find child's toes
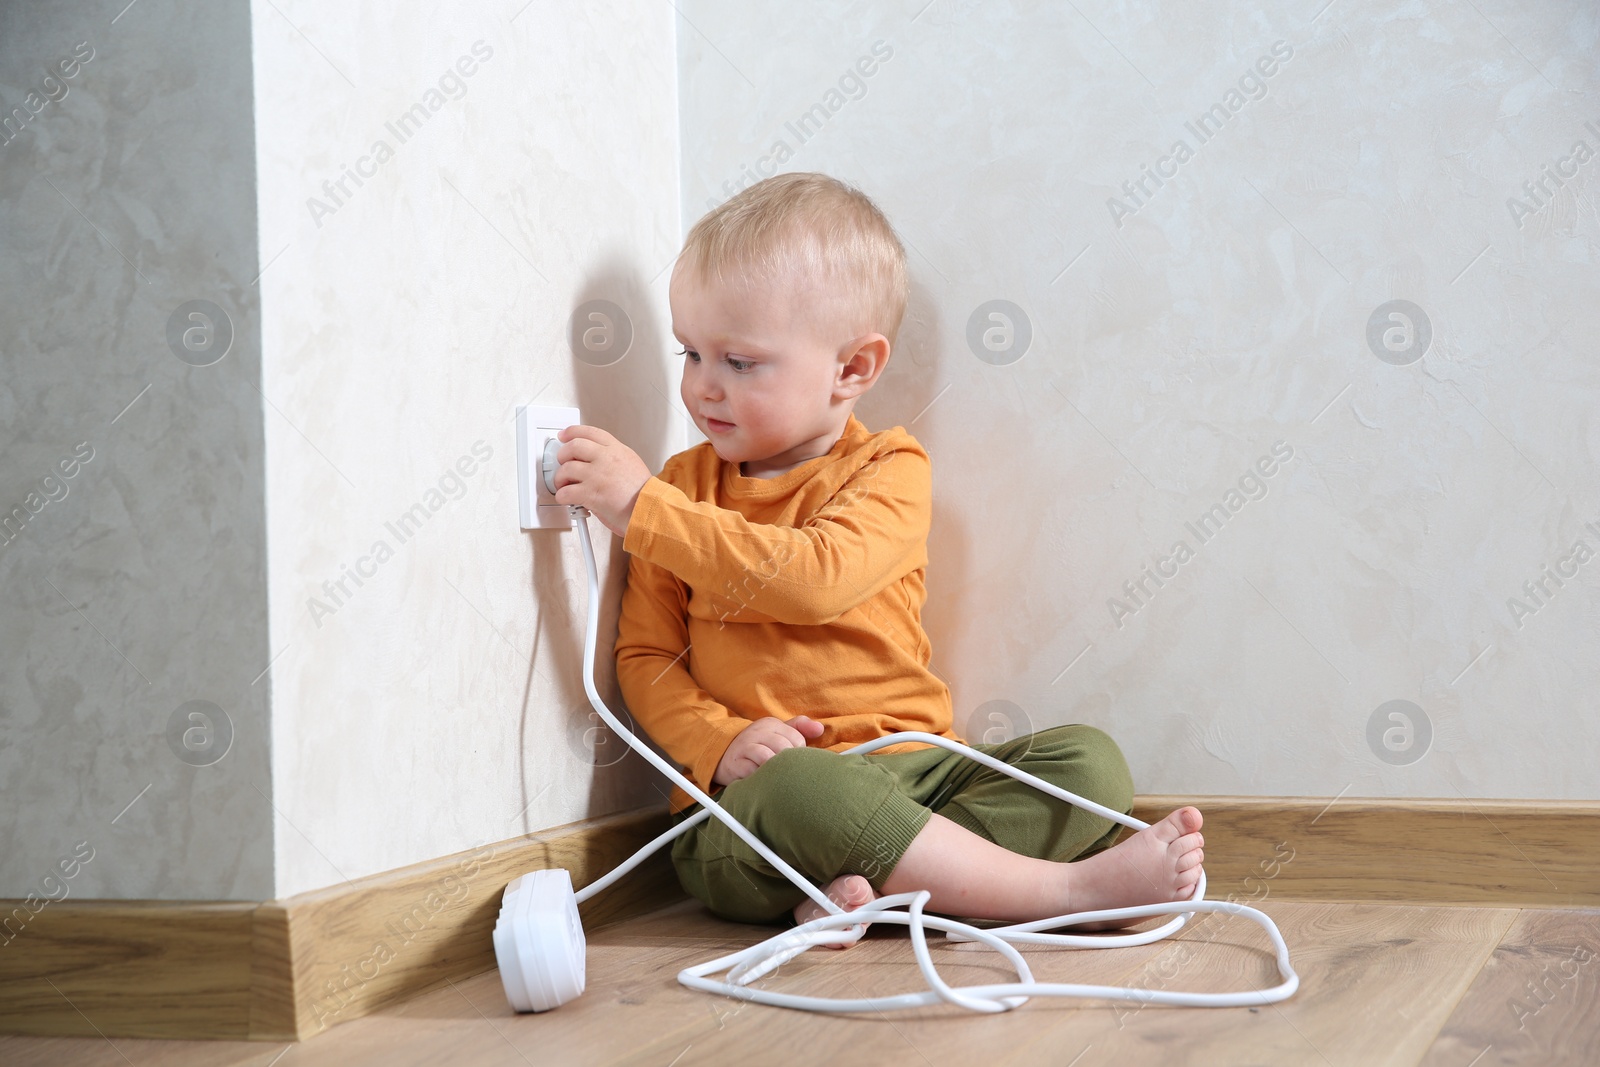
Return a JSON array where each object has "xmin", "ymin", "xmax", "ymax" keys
[
  {"xmin": 839, "ymin": 876, "xmax": 875, "ymax": 908},
  {"xmin": 1151, "ymin": 810, "xmax": 1186, "ymax": 844}
]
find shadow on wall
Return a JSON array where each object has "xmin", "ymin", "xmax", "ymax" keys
[
  {"xmin": 514, "ymin": 255, "xmax": 681, "ymax": 832},
  {"xmin": 852, "ymin": 273, "xmax": 981, "ymax": 738},
  {"xmin": 854, "ymin": 271, "xmax": 1108, "ymax": 742}
]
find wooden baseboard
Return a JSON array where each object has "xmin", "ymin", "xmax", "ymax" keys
[
  {"xmin": 0, "ymin": 806, "xmax": 682, "ymax": 1042},
  {"xmin": 3, "ymin": 795, "xmax": 1595, "ymax": 1042},
  {"xmin": 1130, "ymin": 795, "xmax": 1600, "ymax": 910}
]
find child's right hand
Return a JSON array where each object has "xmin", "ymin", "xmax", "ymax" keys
[{"xmin": 713, "ymin": 715, "xmax": 825, "ymax": 786}]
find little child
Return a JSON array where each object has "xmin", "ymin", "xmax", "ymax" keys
[{"xmin": 550, "ymin": 172, "xmax": 1203, "ymax": 932}]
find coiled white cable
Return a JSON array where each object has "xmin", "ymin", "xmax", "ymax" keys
[{"xmin": 563, "ymin": 504, "xmax": 1298, "ymax": 1012}]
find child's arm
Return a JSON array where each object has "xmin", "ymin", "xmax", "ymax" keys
[
  {"xmin": 613, "ymin": 548, "xmax": 787, "ymax": 792},
  {"xmin": 553, "ymin": 424, "xmax": 932, "ymax": 627},
  {"xmin": 621, "ymin": 441, "xmax": 931, "ymax": 627}
]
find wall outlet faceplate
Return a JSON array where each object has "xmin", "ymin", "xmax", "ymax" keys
[{"xmin": 517, "ymin": 404, "xmax": 580, "ymax": 529}]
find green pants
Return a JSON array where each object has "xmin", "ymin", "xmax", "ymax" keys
[{"xmin": 669, "ymin": 724, "xmax": 1135, "ymax": 924}]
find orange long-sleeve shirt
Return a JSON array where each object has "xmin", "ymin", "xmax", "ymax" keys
[{"xmin": 615, "ymin": 413, "xmax": 964, "ymax": 813}]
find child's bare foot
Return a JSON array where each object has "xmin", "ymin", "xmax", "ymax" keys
[
  {"xmin": 1059, "ymin": 807, "xmax": 1204, "ymax": 929},
  {"xmin": 793, "ymin": 874, "xmax": 878, "ymax": 948}
]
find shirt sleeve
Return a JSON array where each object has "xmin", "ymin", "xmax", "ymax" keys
[
  {"xmin": 620, "ymin": 442, "xmax": 931, "ymax": 627},
  {"xmin": 613, "ymin": 546, "xmax": 750, "ymax": 797}
]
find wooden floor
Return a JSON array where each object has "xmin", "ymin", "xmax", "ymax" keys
[{"xmin": 4, "ymin": 899, "xmax": 1596, "ymax": 1066}]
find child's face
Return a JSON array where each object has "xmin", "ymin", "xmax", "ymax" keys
[{"xmin": 669, "ymin": 264, "xmax": 849, "ymax": 468}]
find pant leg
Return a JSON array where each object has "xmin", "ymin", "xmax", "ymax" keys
[
  {"xmin": 669, "ymin": 745, "xmax": 933, "ymax": 924},
  {"xmin": 918, "ymin": 723, "xmax": 1135, "ymax": 862},
  {"xmin": 669, "ymin": 724, "xmax": 1134, "ymax": 923}
]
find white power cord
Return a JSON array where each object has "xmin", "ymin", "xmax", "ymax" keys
[{"xmin": 494, "ymin": 503, "xmax": 1298, "ymax": 1014}]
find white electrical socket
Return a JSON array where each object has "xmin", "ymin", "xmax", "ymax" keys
[{"xmin": 517, "ymin": 404, "xmax": 580, "ymax": 529}]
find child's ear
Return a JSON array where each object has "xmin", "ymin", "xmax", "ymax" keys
[{"xmin": 837, "ymin": 334, "xmax": 890, "ymax": 396}]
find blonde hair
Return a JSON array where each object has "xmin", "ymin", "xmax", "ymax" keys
[{"xmin": 676, "ymin": 172, "xmax": 909, "ymax": 346}]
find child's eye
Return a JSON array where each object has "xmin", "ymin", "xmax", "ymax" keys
[{"xmin": 679, "ymin": 347, "xmax": 751, "ymax": 373}]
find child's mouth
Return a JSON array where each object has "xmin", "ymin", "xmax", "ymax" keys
[{"xmin": 706, "ymin": 418, "xmax": 734, "ymax": 433}]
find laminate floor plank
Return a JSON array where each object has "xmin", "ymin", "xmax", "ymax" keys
[
  {"xmin": 592, "ymin": 902, "xmax": 1183, "ymax": 1067},
  {"xmin": 1067, "ymin": 902, "xmax": 1518, "ymax": 1067},
  {"xmin": 1418, "ymin": 908, "xmax": 1600, "ymax": 1067},
  {"xmin": 0, "ymin": 899, "xmax": 1548, "ymax": 1066}
]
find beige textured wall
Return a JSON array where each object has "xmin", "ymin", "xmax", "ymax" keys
[
  {"xmin": 257, "ymin": 3, "xmax": 681, "ymax": 898},
  {"xmin": 677, "ymin": 1, "xmax": 1599, "ymax": 801},
  {"xmin": 3, "ymin": 0, "xmax": 1593, "ymax": 908},
  {"xmin": 3, "ymin": 0, "xmax": 681, "ymax": 903}
]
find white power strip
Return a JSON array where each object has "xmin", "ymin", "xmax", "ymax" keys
[{"xmin": 493, "ymin": 869, "xmax": 586, "ymax": 1012}]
